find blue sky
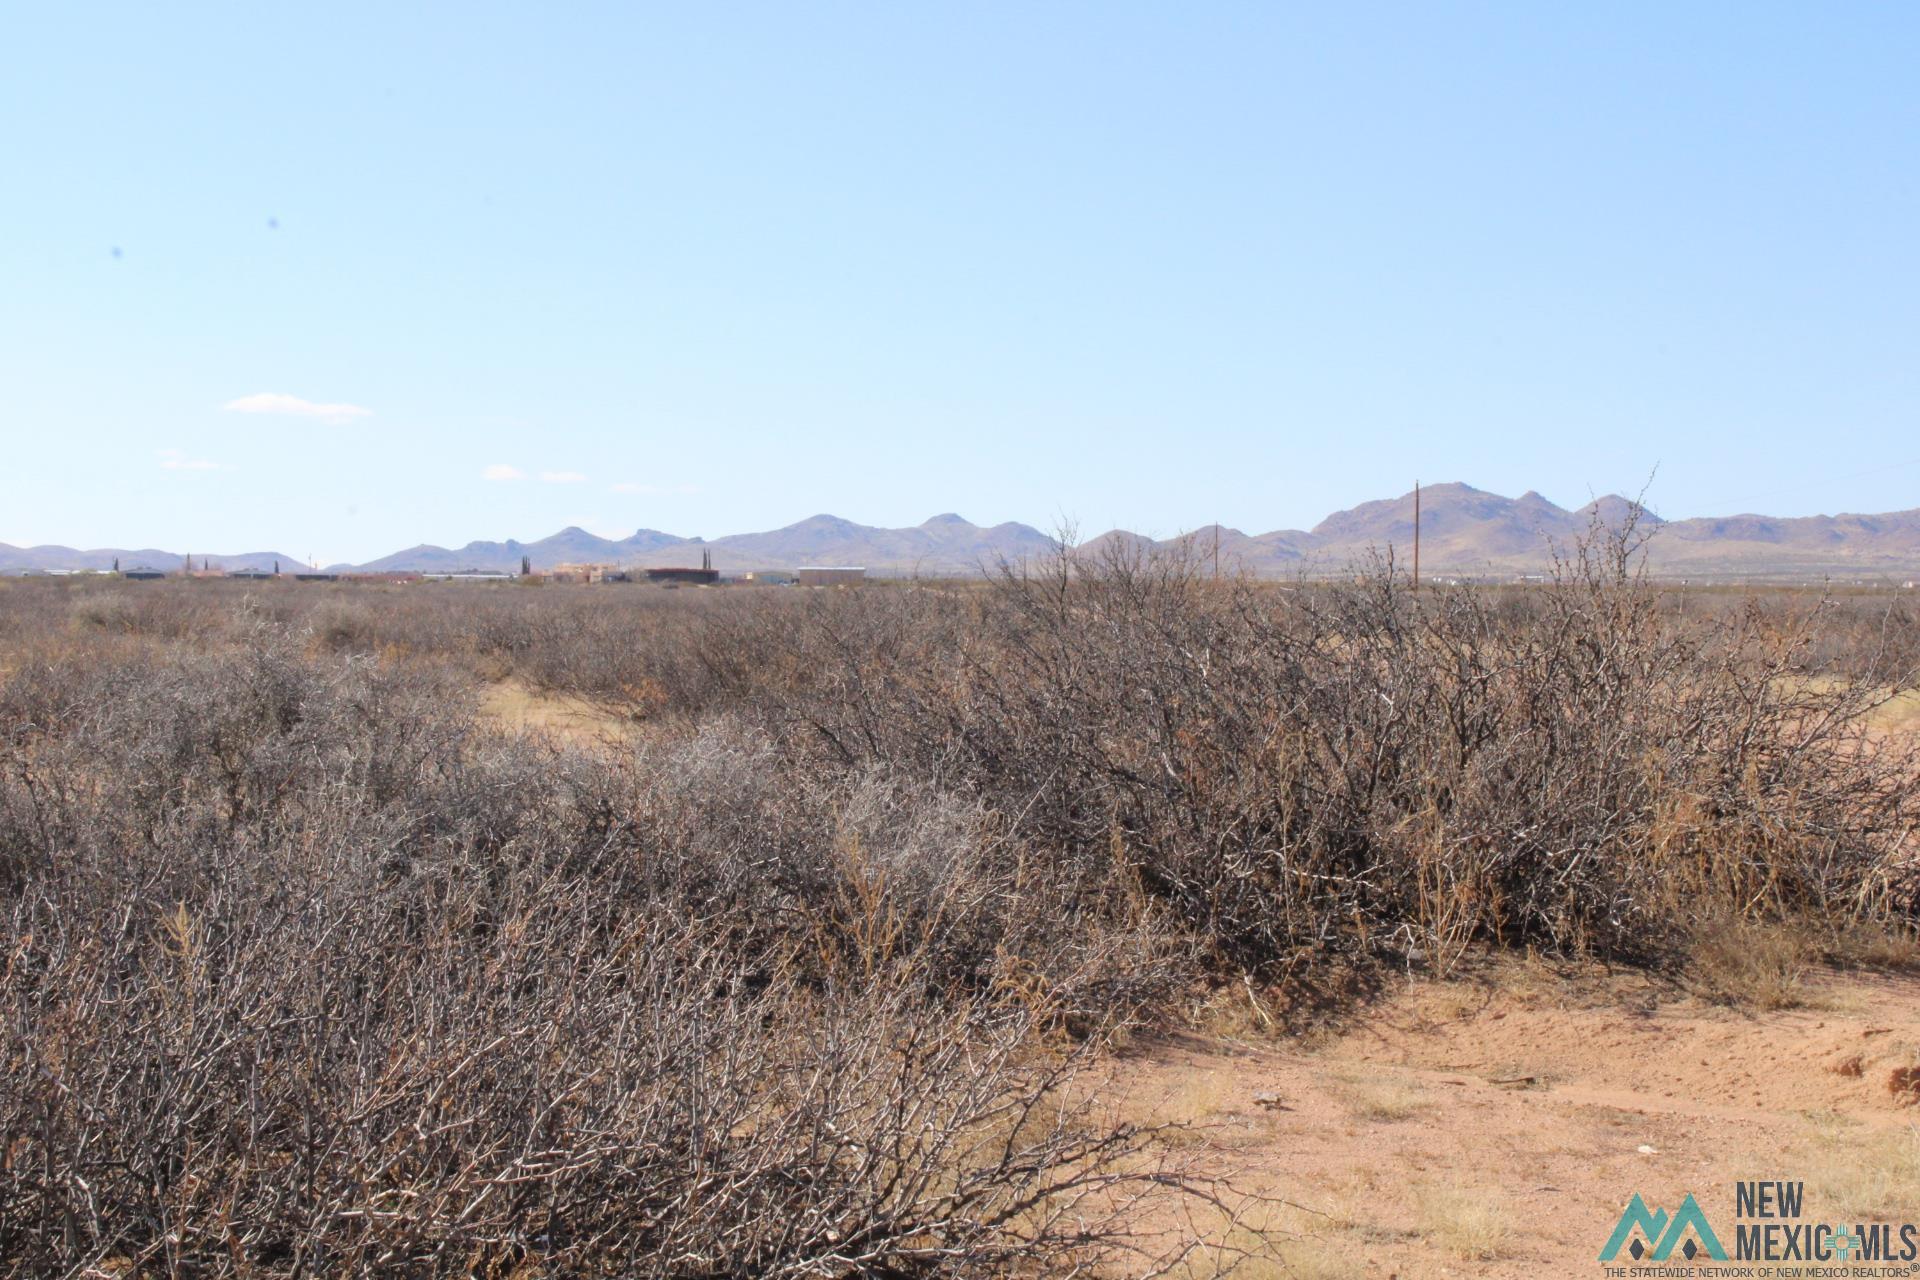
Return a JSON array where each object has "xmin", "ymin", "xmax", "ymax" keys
[{"xmin": 5, "ymin": 2, "xmax": 1919, "ymax": 563}]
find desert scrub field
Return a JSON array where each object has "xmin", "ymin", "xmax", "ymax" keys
[{"xmin": 2, "ymin": 539, "xmax": 1916, "ymax": 1276}]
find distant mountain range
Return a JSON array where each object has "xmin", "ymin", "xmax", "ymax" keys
[
  {"xmin": 340, "ymin": 512, "xmax": 1061, "ymax": 576},
  {"xmin": 0, "ymin": 547, "xmax": 302, "ymax": 574},
  {"xmin": 7, "ymin": 484, "xmax": 1920, "ymax": 580}
]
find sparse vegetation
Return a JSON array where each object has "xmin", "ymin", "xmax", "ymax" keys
[
  {"xmin": 1333, "ymin": 1072, "xmax": 1431, "ymax": 1124},
  {"xmin": 1799, "ymin": 1115, "xmax": 1920, "ymax": 1221},
  {"xmin": 1410, "ymin": 1183, "xmax": 1515, "ymax": 1261}
]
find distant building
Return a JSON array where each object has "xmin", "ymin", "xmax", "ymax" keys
[
  {"xmin": 645, "ymin": 567, "xmax": 719, "ymax": 585},
  {"xmin": 123, "ymin": 567, "xmax": 165, "ymax": 580},
  {"xmin": 550, "ymin": 563, "xmax": 619, "ymax": 583},
  {"xmin": 796, "ymin": 566, "xmax": 866, "ymax": 587},
  {"xmin": 645, "ymin": 549, "xmax": 719, "ymax": 586}
]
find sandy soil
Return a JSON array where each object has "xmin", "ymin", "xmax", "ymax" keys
[
  {"xmin": 1120, "ymin": 959, "xmax": 1920, "ymax": 1278},
  {"xmin": 478, "ymin": 678, "xmax": 637, "ymax": 744}
]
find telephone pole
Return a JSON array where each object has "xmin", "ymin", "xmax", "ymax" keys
[{"xmin": 1412, "ymin": 481, "xmax": 1421, "ymax": 592}]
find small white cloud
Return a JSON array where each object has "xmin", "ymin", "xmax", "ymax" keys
[
  {"xmin": 158, "ymin": 448, "xmax": 223, "ymax": 472},
  {"xmin": 541, "ymin": 470, "xmax": 587, "ymax": 484},
  {"xmin": 482, "ymin": 463, "xmax": 525, "ymax": 481},
  {"xmin": 224, "ymin": 392, "xmax": 373, "ymax": 422}
]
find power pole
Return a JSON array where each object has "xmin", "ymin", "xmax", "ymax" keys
[{"xmin": 1412, "ymin": 481, "xmax": 1421, "ymax": 592}]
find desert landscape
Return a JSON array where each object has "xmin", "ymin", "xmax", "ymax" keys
[
  {"xmin": 3, "ymin": 540, "xmax": 1915, "ymax": 1276},
  {"xmin": 11, "ymin": 6, "xmax": 1920, "ymax": 1274}
]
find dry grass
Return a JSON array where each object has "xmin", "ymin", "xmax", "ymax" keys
[
  {"xmin": 478, "ymin": 676, "xmax": 635, "ymax": 743},
  {"xmin": 1410, "ymin": 1183, "xmax": 1515, "ymax": 1260},
  {"xmin": 1830, "ymin": 923, "xmax": 1920, "ymax": 972},
  {"xmin": 1799, "ymin": 1116, "xmax": 1920, "ymax": 1221},
  {"xmin": 1333, "ymin": 1070, "xmax": 1431, "ymax": 1123},
  {"xmin": 1689, "ymin": 918, "xmax": 1817, "ymax": 1009},
  {"xmin": 1140, "ymin": 1070, "xmax": 1248, "ymax": 1149},
  {"xmin": 1168, "ymin": 1194, "xmax": 1368, "ymax": 1280}
]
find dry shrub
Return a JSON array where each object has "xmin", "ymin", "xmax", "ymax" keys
[
  {"xmin": 0, "ymin": 636, "xmax": 1197, "ymax": 1277},
  {"xmin": 704, "ymin": 530, "xmax": 1919, "ymax": 977}
]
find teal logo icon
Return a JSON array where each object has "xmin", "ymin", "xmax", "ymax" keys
[
  {"xmin": 1599, "ymin": 1193, "xmax": 1729, "ymax": 1262},
  {"xmin": 1823, "ymin": 1226, "xmax": 1861, "ymax": 1260}
]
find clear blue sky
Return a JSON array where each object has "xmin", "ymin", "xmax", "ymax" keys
[{"xmin": 5, "ymin": 2, "xmax": 1919, "ymax": 563}]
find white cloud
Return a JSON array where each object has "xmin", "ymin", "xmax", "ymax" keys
[
  {"xmin": 541, "ymin": 470, "xmax": 587, "ymax": 484},
  {"xmin": 158, "ymin": 448, "xmax": 223, "ymax": 472},
  {"xmin": 482, "ymin": 463, "xmax": 525, "ymax": 481},
  {"xmin": 224, "ymin": 392, "xmax": 373, "ymax": 422}
]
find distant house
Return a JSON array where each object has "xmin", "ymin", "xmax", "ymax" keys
[
  {"xmin": 123, "ymin": 567, "xmax": 166, "ymax": 580},
  {"xmin": 230, "ymin": 567, "xmax": 276, "ymax": 580},
  {"xmin": 796, "ymin": 566, "xmax": 866, "ymax": 587}
]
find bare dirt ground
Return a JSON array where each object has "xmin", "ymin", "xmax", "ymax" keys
[
  {"xmin": 1123, "ymin": 959, "xmax": 1920, "ymax": 1278},
  {"xmin": 479, "ymin": 677, "xmax": 638, "ymax": 744}
]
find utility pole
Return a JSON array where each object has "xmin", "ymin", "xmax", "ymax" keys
[{"xmin": 1412, "ymin": 481, "xmax": 1421, "ymax": 592}]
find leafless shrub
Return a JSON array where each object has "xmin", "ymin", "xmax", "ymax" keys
[
  {"xmin": 0, "ymin": 632, "xmax": 1198, "ymax": 1276},
  {"xmin": 703, "ymin": 529, "xmax": 1919, "ymax": 973}
]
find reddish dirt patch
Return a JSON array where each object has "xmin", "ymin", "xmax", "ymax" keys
[{"xmin": 1117, "ymin": 960, "xmax": 1920, "ymax": 1278}]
